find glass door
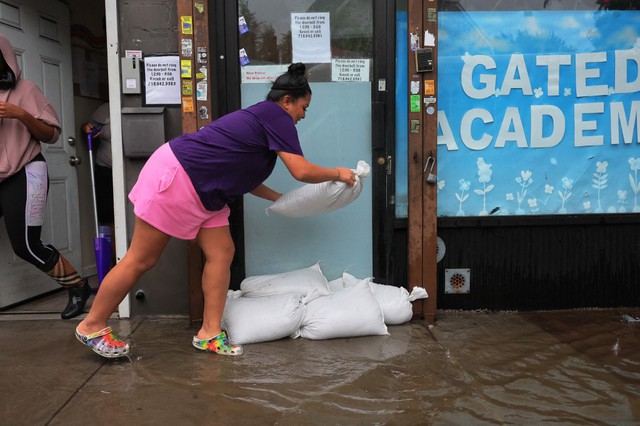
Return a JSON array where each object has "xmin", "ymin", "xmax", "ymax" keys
[{"xmin": 236, "ymin": 0, "xmax": 375, "ymax": 281}]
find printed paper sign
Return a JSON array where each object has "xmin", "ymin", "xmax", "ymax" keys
[
  {"xmin": 291, "ymin": 12, "xmax": 331, "ymax": 63},
  {"xmin": 144, "ymin": 56, "xmax": 180, "ymax": 105},
  {"xmin": 332, "ymin": 59, "xmax": 370, "ymax": 82},
  {"xmin": 241, "ymin": 65, "xmax": 290, "ymax": 84}
]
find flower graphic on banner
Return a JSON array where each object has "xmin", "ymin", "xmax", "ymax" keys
[
  {"xmin": 474, "ymin": 158, "xmax": 494, "ymax": 215},
  {"xmin": 592, "ymin": 161, "xmax": 608, "ymax": 213},
  {"xmin": 515, "ymin": 170, "xmax": 533, "ymax": 214},
  {"xmin": 629, "ymin": 157, "xmax": 640, "ymax": 212},
  {"xmin": 617, "ymin": 190, "xmax": 627, "ymax": 213},
  {"xmin": 528, "ymin": 198, "xmax": 539, "ymax": 213},
  {"xmin": 558, "ymin": 177, "xmax": 573, "ymax": 213},
  {"xmin": 456, "ymin": 178, "xmax": 471, "ymax": 216},
  {"xmin": 544, "ymin": 184, "xmax": 554, "ymax": 206}
]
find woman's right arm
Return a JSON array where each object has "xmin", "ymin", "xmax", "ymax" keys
[
  {"xmin": 276, "ymin": 151, "xmax": 355, "ymax": 187},
  {"xmin": 0, "ymin": 101, "xmax": 56, "ymax": 142}
]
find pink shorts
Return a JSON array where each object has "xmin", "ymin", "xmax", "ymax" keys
[{"xmin": 128, "ymin": 143, "xmax": 230, "ymax": 240}]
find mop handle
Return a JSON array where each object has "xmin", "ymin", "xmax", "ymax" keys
[{"xmin": 87, "ymin": 126, "xmax": 102, "ymax": 237}]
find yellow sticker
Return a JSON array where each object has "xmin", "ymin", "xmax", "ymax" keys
[
  {"xmin": 181, "ymin": 59, "xmax": 192, "ymax": 79},
  {"xmin": 182, "ymin": 97, "xmax": 194, "ymax": 113},
  {"xmin": 181, "ymin": 16, "xmax": 193, "ymax": 35},
  {"xmin": 182, "ymin": 80, "xmax": 193, "ymax": 96},
  {"xmin": 194, "ymin": 2, "xmax": 204, "ymax": 13},
  {"xmin": 195, "ymin": 72, "xmax": 206, "ymax": 80}
]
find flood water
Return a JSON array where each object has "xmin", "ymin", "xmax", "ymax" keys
[{"xmin": 3, "ymin": 309, "xmax": 639, "ymax": 424}]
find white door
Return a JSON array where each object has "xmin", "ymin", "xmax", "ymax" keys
[{"xmin": 0, "ymin": 0, "xmax": 81, "ymax": 308}]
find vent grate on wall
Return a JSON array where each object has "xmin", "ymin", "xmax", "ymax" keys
[{"xmin": 445, "ymin": 268, "xmax": 470, "ymax": 294}]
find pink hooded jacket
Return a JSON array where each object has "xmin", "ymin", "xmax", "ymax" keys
[{"xmin": 0, "ymin": 34, "xmax": 61, "ymax": 182}]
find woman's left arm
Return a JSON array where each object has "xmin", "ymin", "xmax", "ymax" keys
[
  {"xmin": 277, "ymin": 151, "xmax": 355, "ymax": 187},
  {"xmin": 250, "ymin": 184, "xmax": 282, "ymax": 202},
  {"xmin": 0, "ymin": 101, "xmax": 56, "ymax": 142}
]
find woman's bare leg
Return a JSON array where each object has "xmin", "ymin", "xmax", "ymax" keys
[
  {"xmin": 194, "ymin": 226, "xmax": 235, "ymax": 339},
  {"xmin": 77, "ymin": 216, "xmax": 171, "ymax": 335}
]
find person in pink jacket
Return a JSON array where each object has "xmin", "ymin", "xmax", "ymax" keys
[{"xmin": 0, "ymin": 34, "xmax": 91, "ymax": 319}]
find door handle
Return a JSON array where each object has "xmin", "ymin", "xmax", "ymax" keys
[{"xmin": 69, "ymin": 156, "xmax": 82, "ymax": 166}]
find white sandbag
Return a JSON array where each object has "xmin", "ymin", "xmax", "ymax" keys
[
  {"xmin": 300, "ymin": 280, "xmax": 388, "ymax": 340},
  {"xmin": 368, "ymin": 283, "xmax": 413, "ymax": 325},
  {"xmin": 240, "ymin": 262, "xmax": 330, "ymax": 301},
  {"xmin": 266, "ymin": 160, "xmax": 371, "ymax": 217},
  {"xmin": 342, "ymin": 272, "xmax": 429, "ymax": 325},
  {"xmin": 341, "ymin": 271, "xmax": 367, "ymax": 287},
  {"xmin": 222, "ymin": 294, "xmax": 306, "ymax": 345},
  {"xmin": 327, "ymin": 277, "xmax": 345, "ymax": 293}
]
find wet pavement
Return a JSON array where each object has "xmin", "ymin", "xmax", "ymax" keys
[{"xmin": 1, "ymin": 309, "xmax": 639, "ymax": 425}]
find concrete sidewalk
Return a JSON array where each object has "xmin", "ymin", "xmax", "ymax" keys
[{"xmin": 1, "ymin": 309, "xmax": 639, "ymax": 425}]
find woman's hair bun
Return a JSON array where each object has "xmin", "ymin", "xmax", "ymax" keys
[{"xmin": 288, "ymin": 62, "xmax": 306, "ymax": 78}]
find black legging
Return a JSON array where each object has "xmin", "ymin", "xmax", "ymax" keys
[{"xmin": 0, "ymin": 153, "xmax": 59, "ymax": 272}]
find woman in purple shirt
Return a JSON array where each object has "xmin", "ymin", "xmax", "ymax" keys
[{"xmin": 75, "ymin": 63, "xmax": 356, "ymax": 358}]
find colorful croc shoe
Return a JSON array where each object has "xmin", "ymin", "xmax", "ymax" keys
[
  {"xmin": 75, "ymin": 326, "xmax": 130, "ymax": 359},
  {"xmin": 192, "ymin": 331, "xmax": 243, "ymax": 356}
]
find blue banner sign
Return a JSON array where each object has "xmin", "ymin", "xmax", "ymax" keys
[{"xmin": 437, "ymin": 11, "xmax": 640, "ymax": 216}]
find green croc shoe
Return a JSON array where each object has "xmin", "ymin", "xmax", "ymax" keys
[{"xmin": 192, "ymin": 331, "xmax": 243, "ymax": 356}]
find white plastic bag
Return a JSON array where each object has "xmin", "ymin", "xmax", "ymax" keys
[
  {"xmin": 222, "ymin": 294, "xmax": 306, "ymax": 344},
  {"xmin": 240, "ymin": 262, "xmax": 330, "ymax": 301},
  {"xmin": 266, "ymin": 160, "xmax": 371, "ymax": 218},
  {"xmin": 300, "ymin": 279, "xmax": 388, "ymax": 340}
]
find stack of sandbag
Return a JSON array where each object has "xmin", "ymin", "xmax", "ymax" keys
[
  {"xmin": 221, "ymin": 263, "xmax": 328, "ymax": 345},
  {"xmin": 221, "ymin": 263, "xmax": 428, "ymax": 345}
]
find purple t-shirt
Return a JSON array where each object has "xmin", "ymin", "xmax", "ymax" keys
[{"xmin": 169, "ymin": 100, "xmax": 303, "ymax": 211}]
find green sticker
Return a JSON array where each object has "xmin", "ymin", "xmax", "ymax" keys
[
  {"xmin": 427, "ymin": 8, "xmax": 437, "ymax": 22},
  {"xmin": 410, "ymin": 94, "xmax": 421, "ymax": 112}
]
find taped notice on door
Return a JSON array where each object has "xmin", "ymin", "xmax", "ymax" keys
[
  {"xmin": 144, "ymin": 56, "xmax": 180, "ymax": 105},
  {"xmin": 291, "ymin": 12, "xmax": 331, "ymax": 63},
  {"xmin": 241, "ymin": 65, "xmax": 289, "ymax": 84},
  {"xmin": 332, "ymin": 59, "xmax": 370, "ymax": 82}
]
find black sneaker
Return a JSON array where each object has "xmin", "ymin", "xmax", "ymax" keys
[{"xmin": 61, "ymin": 281, "xmax": 92, "ymax": 319}]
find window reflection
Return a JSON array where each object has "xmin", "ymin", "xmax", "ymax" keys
[{"xmin": 238, "ymin": 0, "xmax": 373, "ymax": 82}]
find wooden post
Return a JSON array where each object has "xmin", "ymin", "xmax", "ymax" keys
[
  {"xmin": 407, "ymin": 0, "xmax": 438, "ymax": 322},
  {"xmin": 422, "ymin": 0, "xmax": 438, "ymax": 322},
  {"xmin": 177, "ymin": 0, "xmax": 197, "ymax": 134},
  {"xmin": 188, "ymin": 0, "xmax": 213, "ymax": 323},
  {"xmin": 407, "ymin": 0, "xmax": 425, "ymax": 319},
  {"xmin": 177, "ymin": 0, "xmax": 205, "ymax": 323}
]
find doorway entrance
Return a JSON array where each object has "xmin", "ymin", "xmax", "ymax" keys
[
  {"xmin": 0, "ymin": 0, "xmax": 81, "ymax": 308},
  {"xmin": 210, "ymin": 0, "xmax": 402, "ymax": 285}
]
